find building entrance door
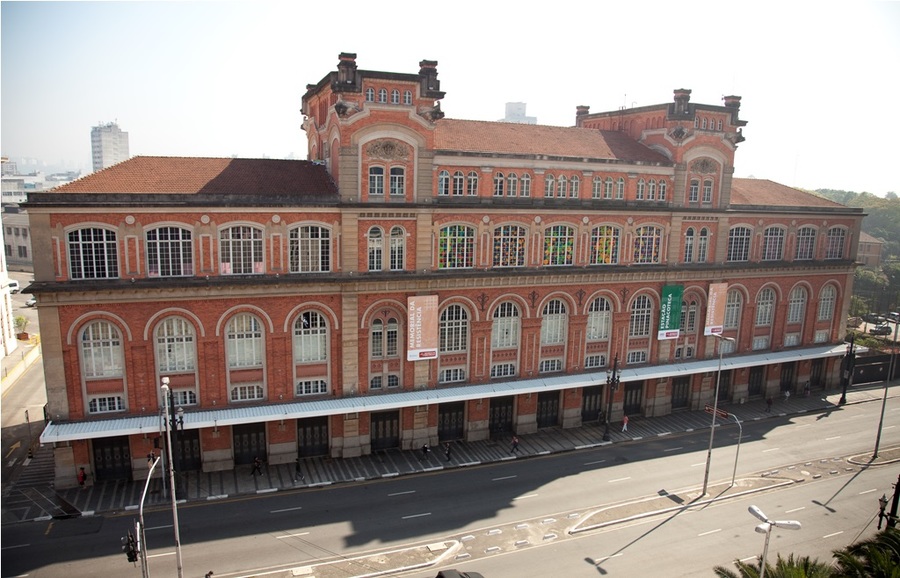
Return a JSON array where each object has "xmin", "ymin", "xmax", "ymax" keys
[
  {"xmin": 92, "ymin": 436, "xmax": 132, "ymax": 481},
  {"xmin": 489, "ymin": 396, "xmax": 515, "ymax": 438},
  {"xmin": 438, "ymin": 402, "xmax": 465, "ymax": 441},
  {"xmin": 671, "ymin": 376, "xmax": 691, "ymax": 410},
  {"xmin": 748, "ymin": 366, "xmax": 765, "ymax": 397},
  {"xmin": 581, "ymin": 385, "xmax": 602, "ymax": 422},
  {"xmin": 370, "ymin": 410, "xmax": 400, "ymax": 451},
  {"xmin": 232, "ymin": 423, "xmax": 266, "ymax": 465},
  {"xmin": 780, "ymin": 362, "xmax": 796, "ymax": 393},
  {"xmin": 298, "ymin": 416, "xmax": 329, "ymax": 457},
  {"xmin": 623, "ymin": 382, "xmax": 643, "ymax": 415},
  {"xmin": 536, "ymin": 392, "xmax": 559, "ymax": 428}
]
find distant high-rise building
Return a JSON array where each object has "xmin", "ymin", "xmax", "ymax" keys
[
  {"xmin": 499, "ymin": 102, "xmax": 537, "ymax": 124},
  {"xmin": 91, "ymin": 122, "xmax": 129, "ymax": 171}
]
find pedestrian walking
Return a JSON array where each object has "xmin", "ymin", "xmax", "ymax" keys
[
  {"xmin": 510, "ymin": 435, "xmax": 520, "ymax": 454},
  {"xmin": 421, "ymin": 443, "xmax": 430, "ymax": 459},
  {"xmin": 621, "ymin": 415, "xmax": 629, "ymax": 432},
  {"xmin": 766, "ymin": 397, "xmax": 773, "ymax": 412},
  {"xmin": 804, "ymin": 380, "xmax": 811, "ymax": 397},
  {"xmin": 205, "ymin": 572, "xmax": 214, "ymax": 578},
  {"xmin": 444, "ymin": 442, "xmax": 452, "ymax": 462},
  {"xmin": 784, "ymin": 389, "xmax": 791, "ymax": 401},
  {"xmin": 77, "ymin": 467, "xmax": 86, "ymax": 488},
  {"xmin": 251, "ymin": 456, "xmax": 263, "ymax": 476},
  {"xmin": 294, "ymin": 457, "xmax": 305, "ymax": 482}
]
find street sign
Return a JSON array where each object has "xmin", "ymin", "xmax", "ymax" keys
[{"xmin": 704, "ymin": 404, "xmax": 729, "ymax": 419}]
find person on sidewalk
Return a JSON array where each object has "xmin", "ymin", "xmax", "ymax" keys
[
  {"xmin": 510, "ymin": 435, "xmax": 520, "ymax": 454},
  {"xmin": 77, "ymin": 467, "xmax": 86, "ymax": 489},
  {"xmin": 444, "ymin": 443, "xmax": 452, "ymax": 462},
  {"xmin": 784, "ymin": 389, "xmax": 791, "ymax": 401},
  {"xmin": 421, "ymin": 443, "xmax": 430, "ymax": 459},
  {"xmin": 621, "ymin": 415, "xmax": 629, "ymax": 432},
  {"xmin": 804, "ymin": 380, "xmax": 811, "ymax": 397},
  {"xmin": 294, "ymin": 457, "xmax": 305, "ymax": 482},
  {"xmin": 251, "ymin": 456, "xmax": 263, "ymax": 476},
  {"xmin": 766, "ymin": 397, "xmax": 773, "ymax": 412}
]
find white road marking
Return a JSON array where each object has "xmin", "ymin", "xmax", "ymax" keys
[
  {"xmin": 663, "ymin": 447, "xmax": 683, "ymax": 452},
  {"xmin": 514, "ymin": 494, "xmax": 539, "ymax": 500},
  {"xmin": 1, "ymin": 543, "xmax": 29, "ymax": 550},
  {"xmin": 147, "ymin": 552, "xmax": 176, "ymax": 559},
  {"xmin": 145, "ymin": 525, "xmax": 173, "ymax": 531},
  {"xmin": 825, "ymin": 436, "xmax": 841, "ymax": 441},
  {"xmin": 691, "ymin": 462, "xmax": 706, "ymax": 467},
  {"xmin": 388, "ymin": 490, "xmax": 416, "ymax": 497},
  {"xmin": 270, "ymin": 506, "xmax": 303, "ymax": 513},
  {"xmin": 823, "ymin": 531, "xmax": 844, "ymax": 539},
  {"xmin": 492, "ymin": 475, "xmax": 517, "ymax": 481},
  {"xmin": 608, "ymin": 477, "xmax": 631, "ymax": 483},
  {"xmin": 763, "ymin": 448, "xmax": 780, "ymax": 453},
  {"xmin": 698, "ymin": 528, "xmax": 722, "ymax": 536},
  {"xmin": 594, "ymin": 552, "xmax": 624, "ymax": 563},
  {"xmin": 276, "ymin": 532, "xmax": 310, "ymax": 539},
  {"xmin": 785, "ymin": 507, "xmax": 805, "ymax": 513},
  {"xmin": 858, "ymin": 489, "xmax": 877, "ymax": 495},
  {"xmin": 402, "ymin": 512, "xmax": 432, "ymax": 519},
  {"xmin": 584, "ymin": 460, "xmax": 606, "ymax": 465}
]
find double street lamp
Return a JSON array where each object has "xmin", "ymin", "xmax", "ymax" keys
[
  {"xmin": 702, "ymin": 334, "xmax": 735, "ymax": 496},
  {"xmin": 160, "ymin": 378, "xmax": 185, "ymax": 578},
  {"xmin": 748, "ymin": 505, "xmax": 802, "ymax": 578},
  {"xmin": 839, "ymin": 333, "xmax": 856, "ymax": 405},
  {"xmin": 602, "ymin": 354, "xmax": 620, "ymax": 442}
]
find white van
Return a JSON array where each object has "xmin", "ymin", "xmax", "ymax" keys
[{"xmin": 7, "ymin": 280, "xmax": 20, "ymax": 294}]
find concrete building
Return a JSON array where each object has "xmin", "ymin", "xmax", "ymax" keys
[
  {"xmin": 31, "ymin": 54, "xmax": 863, "ymax": 488},
  {"xmin": 91, "ymin": 122, "xmax": 130, "ymax": 172},
  {"xmin": 499, "ymin": 102, "xmax": 537, "ymax": 124},
  {"xmin": 857, "ymin": 231, "xmax": 883, "ymax": 268}
]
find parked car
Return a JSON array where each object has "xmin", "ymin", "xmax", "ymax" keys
[
  {"xmin": 869, "ymin": 324, "xmax": 892, "ymax": 336},
  {"xmin": 7, "ymin": 280, "xmax": 20, "ymax": 294},
  {"xmin": 25, "ymin": 296, "xmax": 37, "ymax": 307},
  {"xmin": 887, "ymin": 312, "xmax": 900, "ymax": 323},
  {"xmin": 862, "ymin": 312, "xmax": 887, "ymax": 324}
]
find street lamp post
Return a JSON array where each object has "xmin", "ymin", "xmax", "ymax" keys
[
  {"xmin": 602, "ymin": 354, "xmax": 620, "ymax": 442},
  {"xmin": 839, "ymin": 333, "xmax": 856, "ymax": 405},
  {"xmin": 702, "ymin": 334, "xmax": 734, "ymax": 496},
  {"xmin": 873, "ymin": 320, "xmax": 899, "ymax": 459},
  {"xmin": 748, "ymin": 505, "xmax": 802, "ymax": 578},
  {"xmin": 160, "ymin": 378, "xmax": 185, "ymax": 578}
]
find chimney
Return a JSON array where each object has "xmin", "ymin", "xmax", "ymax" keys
[
  {"xmin": 337, "ymin": 52, "xmax": 358, "ymax": 85},
  {"xmin": 673, "ymin": 88, "xmax": 692, "ymax": 115},
  {"xmin": 419, "ymin": 59, "xmax": 440, "ymax": 94},
  {"xmin": 576, "ymin": 105, "xmax": 590, "ymax": 117}
]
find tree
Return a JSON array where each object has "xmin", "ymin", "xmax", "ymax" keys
[
  {"xmin": 713, "ymin": 553, "xmax": 835, "ymax": 577},
  {"xmin": 831, "ymin": 527, "xmax": 900, "ymax": 577}
]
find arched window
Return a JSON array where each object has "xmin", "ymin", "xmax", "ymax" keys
[
  {"xmin": 493, "ymin": 172, "xmax": 505, "ymax": 196},
  {"xmin": 146, "ymin": 226, "xmax": 192, "ymax": 277},
  {"xmin": 293, "ymin": 311, "xmax": 327, "ymax": 363},
  {"xmin": 724, "ymin": 289, "xmax": 743, "ymax": 329},
  {"xmin": 727, "ymin": 227, "xmax": 752, "ymax": 262},
  {"xmin": 507, "ymin": 173, "xmax": 518, "ymax": 197},
  {"xmin": 290, "ymin": 225, "xmax": 330, "ymax": 273},
  {"xmin": 365, "ymin": 88, "xmax": 375, "ymax": 101},
  {"xmin": 378, "ymin": 88, "xmax": 387, "ymax": 103},
  {"xmin": 697, "ymin": 228, "xmax": 709, "ymax": 263},
  {"xmin": 367, "ymin": 227, "xmax": 383, "ymax": 271},
  {"xmin": 156, "ymin": 317, "xmax": 196, "ymax": 373},
  {"xmin": 604, "ymin": 177, "xmax": 614, "ymax": 199},
  {"xmin": 438, "ymin": 225, "xmax": 475, "ymax": 269},
  {"xmin": 543, "ymin": 225, "xmax": 574, "ymax": 266},
  {"xmin": 439, "ymin": 304, "xmax": 469, "ymax": 353},
  {"xmin": 679, "ymin": 299, "xmax": 698, "ymax": 333},
  {"xmin": 368, "ymin": 166, "xmax": 385, "ymax": 196},
  {"xmin": 755, "ymin": 288, "xmax": 776, "ymax": 326},
  {"xmin": 636, "ymin": 179, "xmax": 645, "ymax": 200},
  {"xmin": 520, "ymin": 174, "xmax": 532, "ymax": 197},
  {"xmin": 629, "ymin": 295, "xmax": 653, "ymax": 337},
  {"xmin": 587, "ymin": 297, "xmax": 611, "ymax": 340},
  {"xmin": 545, "ymin": 174, "xmax": 556, "ymax": 198},
  {"xmin": 818, "ymin": 285, "xmax": 837, "ymax": 321},
  {"xmin": 403, "ymin": 90, "xmax": 412, "ymax": 105},
  {"xmin": 219, "ymin": 225, "xmax": 263, "ymax": 274},
  {"xmin": 491, "ymin": 302, "xmax": 520, "ymax": 349},
  {"xmin": 648, "ymin": 179, "xmax": 657, "ymax": 200},
  {"xmin": 558, "ymin": 175, "xmax": 568, "ymax": 198},
  {"xmin": 541, "ymin": 299, "xmax": 568, "ymax": 345},
  {"xmin": 68, "ymin": 227, "xmax": 118, "ymax": 279},
  {"xmin": 763, "ymin": 227, "xmax": 785, "ymax": 261},
  {"xmin": 702, "ymin": 180, "xmax": 713, "ymax": 203},
  {"xmin": 787, "ymin": 286, "xmax": 807, "ymax": 324},
  {"xmin": 795, "ymin": 226, "xmax": 817, "ymax": 260},
  {"xmin": 81, "ymin": 320, "xmax": 123, "ymax": 378},
  {"xmin": 371, "ymin": 317, "xmax": 399, "ymax": 358},
  {"xmin": 632, "ymin": 225, "xmax": 662, "ymax": 264},
  {"xmin": 658, "ymin": 180, "xmax": 667, "ymax": 200},
  {"xmin": 825, "ymin": 227, "xmax": 846, "ymax": 259},
  {"xmin": 493, "ymin": 225, "xmax": 526, "ymax": 267},
  {"xmin": 389, "ymin": 226, "xmax": 405, "ymax": 271},
  {"xmin": 227, "ymin": 313, "xmax": 263, "ymax": 369},
  {"xmin": 466, "ymin": 171, "xmax": 479, "ymax": 196},
  {"xmin": 391, "ymin": 89, "xmax": 400, "ymax": 104},
  {"xmin": 570, "ymin": 175, "xmax": 580, "ymax": 198},
  {"xmin": 452, "ymin": 171, "xmax": 464, "ymax": 196},
  {"xmin": 590, "ymin": 225, "xmax": 619, "ymax": 265},
  {"xmin": 592, "ymin": 177, "xmax": 603, "ymax": 199},
  {"xmin": 689, "ymin": 179, "xmax": 700, "ymax": 203},
  {"xmin": 389, "ymin": 167, "xmax": 405, "ymax": 196},
  {"xmin": 684, "ymin": 228, "xmax": 695, "ymax": 263},
  {"xmin": 438, "ymin": 170, "xmax": 450, "ymax": 196},
  {"xmin": 616, "ymin": 178, "xmax": 625, "ymax": 199}
]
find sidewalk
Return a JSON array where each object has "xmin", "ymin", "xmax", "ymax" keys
[{"xmin": 4, "ymin": 382, "xmax": 896, "ymax": 526}]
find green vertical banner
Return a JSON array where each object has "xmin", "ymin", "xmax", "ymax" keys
[{"xmin": 657, "ymin": 284, "xmax": 684, "ymax": 340}]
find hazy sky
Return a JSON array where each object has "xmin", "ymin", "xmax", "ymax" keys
[{"xmin": 2, "ymin": 1, "xmax": 899, "ymax": 196}]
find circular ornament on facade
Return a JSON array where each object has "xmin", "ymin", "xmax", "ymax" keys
[
  {"xmin": 482, "ymin": 215, "xmax": 490, "ymax": 224},
  {"xmin": 201, "ymin": 215, "xmax": 210, "ymax": 224},
  {"xmin": 272, "ymin": 215, "xmax": 281, "ymax": 224},
  {"xmin": 534, "ymin": 216, "xmax": 542, "ymax": 224},
  {"xmin": 125, "ymin": 215, "xmax": 135, "ymax": 225},
  {"xmin": 582, "ymin": 216, "xmax": 590, "ymax": 224},
  {"xmin": 627, "ymin": 217, "xmax": 634, "ymax": 225}
]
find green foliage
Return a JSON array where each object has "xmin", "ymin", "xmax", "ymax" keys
[
  {"xmin": 816, "ymin": 188, "xmax": 900, "ymax": 259},
  {"xmin": 713, "ymin": 553, "xmax": 835, "ymax": 577},
  {"xmin": 831, "ymin": 527, "xmax": 900, "ymax": 577}
]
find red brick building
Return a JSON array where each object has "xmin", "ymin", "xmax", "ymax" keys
[{"xmin": 33, "ymin": 53, "xmax": 863, "ymax": 487}]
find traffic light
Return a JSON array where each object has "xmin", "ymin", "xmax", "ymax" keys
[{"xmin": 122, "ymin": 531, "xmax": 138, "ymax": 563}]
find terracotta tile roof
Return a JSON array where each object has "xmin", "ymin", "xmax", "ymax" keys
[
  {"xmin": 730, "ymin": 178, "xmax": 849, "ymax": 209},
  {"xmin": 50, "ymin": 156, "xmax": 337, "ymax": 197},
  {"xmin": 434, "ymin": 119, "xmax": 671, "ymax": 164}
]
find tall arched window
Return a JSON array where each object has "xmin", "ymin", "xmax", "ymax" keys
[
  {"xmin": 493, "ymin": 172, "xmax": 505, "ymax": 196},
  {"xmin": 697, "ymin": 228, "xmax": 709, "ymax": 263},
  {"xmin": 592, "ymin": 177, "xmax": 603, "ymax": 199},
  {"xmin": 391, "ymin": 89, "xmax": 400, "ymax": 104},
  {"xmin": 629, "ymin": 295, "xmax": 653, "ymax": 337},
  {"xmin": 648, "ymin": 179, "xmax": 657, "ymax": 200},
  {"xmin": 389, "ymin": 226, "xmax": 405, "ymax": 271},
  {"xmin": 825, "ymin": 227, "xmax": 846, "ymax": 259},
  {"xmin": 146, "ymin": 226, "xmax": 193, "ymax": 277},
  {"xmin": 616, "ymin": 178, "xmax": 625, "ymax": 199},
  {"xmin": 82, "ymin": 320, "xmax": 123, "ymax": 378},
  {"xmin": 290, "ymin": 225, "xmax": 330, "ymax": 273},
  {"xmin": 570, "ymin": 175, "xmax": 580, "ymax": 198},
  {"xmin": 818, "ymin": 285, "xmax": 837, "ymax": 321},
  {"xmin": 493, "ymin": 224, "xmax": 526, "ymax": 267},
  {"xmin": 795, "ymin": 226, "xmax": 817, "ymax": 260},
  {"xmin": 491, "ymin": 302, "xmax": 520, "ymax": 349},
  {"xmin": 658, "ymin": 180, "xmax": 667, "ymax": 200},
  {"xmin": 590, "ymin": 225, "xmax": 620, "ymax": 265},
  {"xmin": 389, "ymin": 167, "xmax": 405, "ymax": 196},
  {"xmin": 507, "ymin": 173, "xmax": 518, "ymax": 197},
  {"xmin": 371, "ymin": 318, "xmax": 399, "ymax": 358},
  {"xmin": 378, "ymin": 88, "xmax": 387, "ymax": 103},
  {"xmin": 520, "ymin": 174, "xmax": 532, "ymax": 197},
  {"xmin": 636, "ymin": 179, "xmax": 645, "ymax": 200},
  {"xmin": 558, "ymin": 175, "xmax": 568, "ymax": 198},
  {"xmin": 755, "ymin": 288, "xmax": 776, "ymax": 326},
  {"xmin": 368, "ymin": 166, "xmax": 385, "ymax": 196},
  {"xmin": 226, "ymin": 313, "xmax": 263, "ymax": 368},
  {"xmin": 684, "ymin": 228, "xmax": 695, "ymax": 263},
  {"xmin": 69, "ymin": 227, "xmax": 118, "ymax": 279},
  {"xmin": 543, "ymin": 225, "xmax": 574, "ymax": 266},
  {"xmin": 439, "ymin": 304, "xmax": 469, "ymax": 353},
  {"xmin": 727, "ymin": 227, "xmax": 752, "ymax": 262},
  {"xmin": 587, "ymin": 297, "xmax": 611, "ymax": 340},
  {"xmin": 763, "ymin": 227, "xmax": 785, "ymax": 261},
  {"xmin": 724, "ymin": 289, "xmax": 743, "ymax": 329},
  {"xmin": 679, "ymin": 299, "xmax": 698, "ymax": 333},
  {"xmin": 452, "ymin": 171, "xmax": 465, "ymax": 196},
  {"xmin": 702, "ymin": 179, "xmax": 713, "ymax": 203},
  {"xmin": 545, "ymin": 174, "xmax": 556, "ymax": 198},
  {"xmin": 438, "ymin": 170, "xmax": 450, "ymax": 196},
  {"xmin": 219, "ymin": 225, "xmax": 263, "ymax": 274},
  {"xmin": 541, "ymin": 299, "xmax": 568, "ymax": 345},
  {"xmin": 156, "ymin": 316, "xmax": 196, "ymax": 373},
  {"xmin": 632, "ymin": 226, "xmax": 662, "ymax": 264},
  {"xmin": 293, "ymin": 311, "xmax": 328, "ymax": 363},
  {"xmin": 367, "ymin": 227, "xmax": 383, "ymax": 271},
  {"xmin": 466, "ymin": 171, "xmax": 479, "ymax": 196},
  {"xmin": 689, "ymin": 179, "xmax": 700, "ymax": 202},
  {"xmin": 787, "ymin": 286, "xmax": 807, "ymax": 324},
  {"xmin": 438, "ymin": 225, "xmax": 475, "ymax": 269}
]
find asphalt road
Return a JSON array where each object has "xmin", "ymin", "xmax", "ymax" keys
[{"xmin": 2, "ymin": 394, "xmax": 898, "ymax": 577}]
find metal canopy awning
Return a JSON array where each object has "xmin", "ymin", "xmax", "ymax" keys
[{"xmin": 39, "ymin": 343, "xmax": 851, "ymax": 444}]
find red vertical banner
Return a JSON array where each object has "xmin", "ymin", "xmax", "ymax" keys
[
  {"xmin": 407, "ymin": 295, "xmax": 438, "ymax": 361},
  {"xmin": 704, "ymin": 282, "xmax": 728, "ymax": 335}
]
